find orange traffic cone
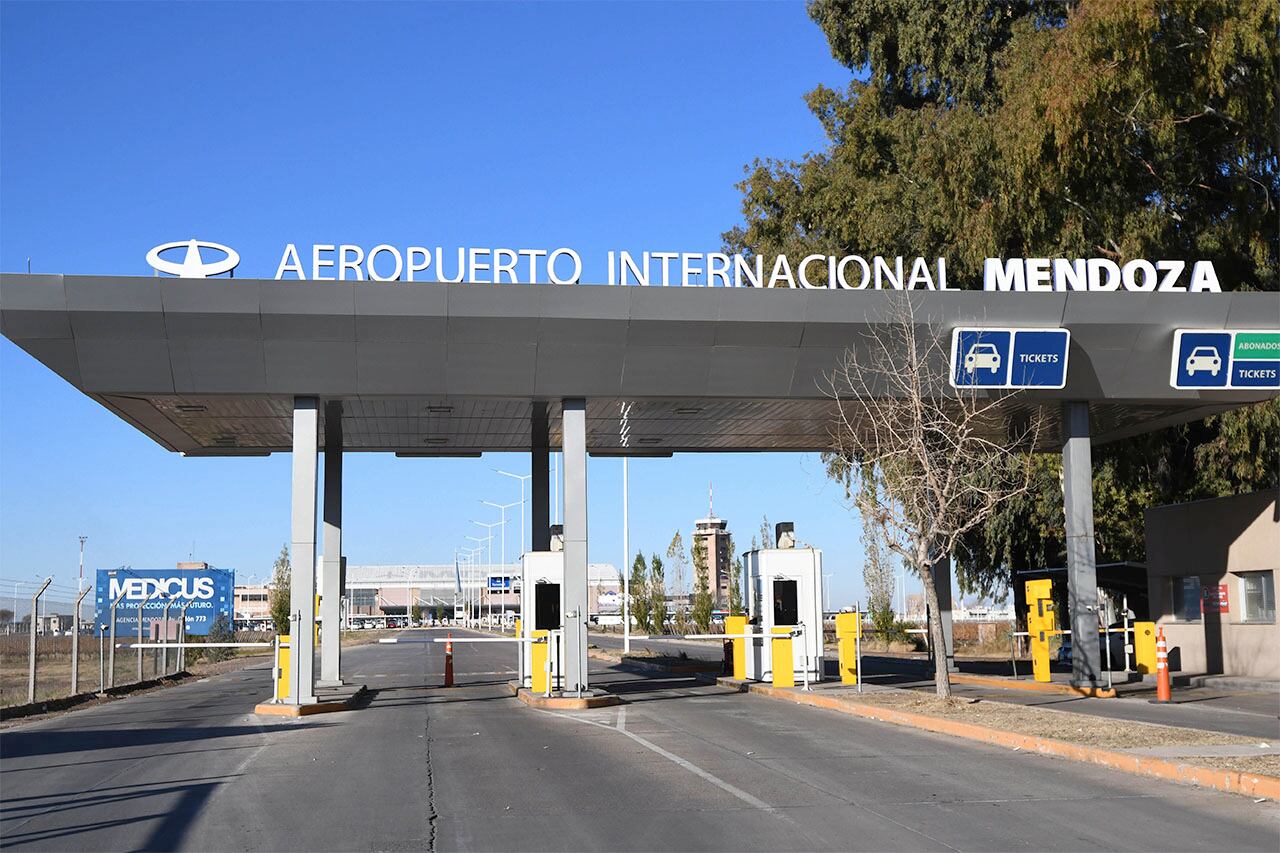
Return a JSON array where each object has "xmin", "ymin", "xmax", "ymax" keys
[
  {"xmin": 444, "ymin": 632, "xmax": 454, "ymax": 688},
  {"xmin": 1150, "ymin": 627, "xmax": 1171, "ymax": 704}
]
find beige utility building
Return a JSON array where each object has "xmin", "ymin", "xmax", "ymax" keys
[{"xmin": 1145, "ymin": 489, "xmax": 1278, "ymax": 681}]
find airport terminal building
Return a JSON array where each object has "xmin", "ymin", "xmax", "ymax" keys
[{"xmin": 2, "ymin": 244, "xmax": 1276, "ymax": 703}]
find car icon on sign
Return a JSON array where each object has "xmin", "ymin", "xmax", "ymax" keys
[
  {"xmin": 963, "ymin": 343, "xmax": 1002, "ymax": 374},
  {"xmin": 1185, "ymin": 346, "xmax": 1222, "ymax": 376}
]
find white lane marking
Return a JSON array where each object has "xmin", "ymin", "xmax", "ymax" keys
[{"xmin": 537, "ymin": 708, "xmax": 775, "ymax": 813}]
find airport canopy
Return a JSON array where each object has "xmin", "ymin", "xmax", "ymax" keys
[{"xmin": 1, "ymin": 274, "xmax": 1274, "ymax": 455}]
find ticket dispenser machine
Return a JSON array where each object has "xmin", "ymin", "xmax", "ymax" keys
[
  {"xmin": 743, "ymin": 538, "xmax": 824, "ymax": 684},
  {"xmin": 520, "ymin": 551, "xmax": 564, "ymax": 689}
]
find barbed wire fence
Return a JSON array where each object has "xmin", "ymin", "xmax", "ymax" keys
[{"xmin": 1, "ymin": 576, "xmax": 148, "ymax": 706}]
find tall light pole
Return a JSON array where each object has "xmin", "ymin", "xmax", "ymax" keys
[
  {"xmin": 481, "ymin": 500, "xmax": 518, "ymax": 624},
  {"xmin": 472, "ymin": 519, "xmax": 502, "ymax": 627},
  {"xmin": 78, "ymin": 535, "xmax": 88, "ymax": 594},
  {"xmin": 494, "ymin": 469, "xmax": 531, "ymax": 556},
  {"xmin": 463, "ymin": 539, "xmax": 485, "ymax": 626}
]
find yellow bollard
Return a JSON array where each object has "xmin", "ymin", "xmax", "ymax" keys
[
  {"xmin": 835, "ymin": 612, "xmax": 861, "ymax": 685},
  {"xmin": 1025, "ymin": 579, "xmax": 1055, "ymax": 683},
  {"xmin": 771, "ymin": 627, "xmax": 794, "ymax": 688},
  {"xmin": 726, "ymin": 615, "xmax": 747, "ymax": 680},
  {"xmin": 275, "ymin": 635, "xmax": 291, "ymax": 701},
  {"xmin": 1133, "ymin": 621, "xmax": 1156, "ymax": 674},
  {"xmin": 530, "ymin": 629, "xmax": 549, "ymax": 693}
]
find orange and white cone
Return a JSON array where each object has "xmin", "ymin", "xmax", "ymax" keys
[
  {"xmin": 444, "ymin": 632, "xmax": 455, "ymax": 688},
  {"xmin": 1151, "ymin": 627, "xmax": 1171, "ymax": 704}
]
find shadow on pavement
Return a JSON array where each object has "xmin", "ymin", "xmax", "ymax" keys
[
  {"xmin": 0, "ymin": 778, "xmax": 224, "ymax": 851},
  {"xmin": 0, "ymin": 724, "xmax": 327, "ymax": 760}
]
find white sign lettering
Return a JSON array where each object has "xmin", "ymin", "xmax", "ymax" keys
[{"xmin": 148, "ymin": 240, "xmax": 1222, "ymax": 292}]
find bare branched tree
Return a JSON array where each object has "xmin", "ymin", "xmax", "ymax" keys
[{"xmin": 824, "ymin": 295, "xmax": 1045, "ymax": 698}]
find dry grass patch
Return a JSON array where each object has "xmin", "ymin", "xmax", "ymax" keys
[{"xmin": 850, "ymin": 691, "xmax": 1257, "ymax": 750}]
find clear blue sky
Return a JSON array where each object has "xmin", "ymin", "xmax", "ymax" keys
[{"xmin": 1, "ymin": 1, "xmax": 920, "ymax": 607}]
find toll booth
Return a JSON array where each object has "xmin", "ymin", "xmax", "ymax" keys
[
  {"xmin": 743, "ymin": 529, "xmax": 823, "ymax": 684},
  {"xmin": 519, "ymin": 551, "xmax": 564, "ymax": 689}
]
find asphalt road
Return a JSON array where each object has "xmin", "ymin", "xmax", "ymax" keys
[
  {"xmin": 1, "ymin": 629, "xmax": 1276, "ymax": 851},
  {"xmin": 590, "ymin": 632, "xmax": 1280, "ymax": 740}
]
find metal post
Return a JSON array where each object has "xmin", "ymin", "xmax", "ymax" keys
[
  {"xmin": 1122, "ymin": 594, "xmax": 1132, "ymax": 675},
  {"xmin": 321, "ymin": 401, "xmax": 344, "ymax": 686},
  {"xmin": 179, "ymin": 601, "xmax": 192, "ymax": 671},
  {"xmin": 855, "ymin": 604, "xmax": 863, "ymax": 694},
  {"xmin": 531, "ymin": 402, "xmax": 551, "ymax": 552},
  {"xmin": 289, "ymin": 397, "xmax": 320, "ymax": 705},
  {"xmin": 28, "ymin": 578, "xmax": 51, "ymax": 703},
  {"xmin": 107, "ymin": 588, "xmax": 127, "ymax": 689},
  {"xmin": 160, "ymin": 595, "xmax": 175, "ymax": 676},
  {"xmin": 933, "ymin": 554, "xmax": 957, "ymax": 673},
  {"xmin": 561, "ymin": 398, "xmax": 589, "ymax": 696},
  {"xmin": 622, "ymin": 456, "xmax": 630, "ymax": 654},
  {"xmin": 138, "ymin": 591, "xmax": 159, "ymax": 683},
  {"xmin": 99, "ymin": 627, "xmax": 106, "ymax": 691},
  {"xmin": 1010, "ymin": 628, "xmax": 1018, "ymax": 679},
  {"xmin": 1062, "ymin": 401, "xmax": 1103, "ymax": 688},
  {"xmin": 71, "ymin": 585, "xmax": 91, "ymax": 695}
]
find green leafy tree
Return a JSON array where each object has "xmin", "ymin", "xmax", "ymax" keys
[
  {"xmin": 411, "ymin": 603, "xmax": 422, "ymax": 625},
  {"xmin": 858, "ymin": 480, "xmax": 896, "ymax": 628},
  {"xmin": 733, "ymin": 0, "xmax": 1279, "ymax": 621},
  {"xmin": 648, "ymin": 553, "xmax": 668, "ymax": 634},
  {"xmin": 758, "ymin": 516, "xmax": 773, "ymax": 549},
  {"xmin": 268, "ymin": 544, "xmax": 291, "ymax": 635},
  {"xmin": 691, "ymin": 531, "xmax": 713, "ymax": 632},
  {"xmin": 628, "ymin": 551, "xmax": 650, "ymax": 633},
  {"xmin": 727, "ymin": 1, "xmax": 1277, "ymax": 290},
  {"xmin": 205, "ymin": 612, "xmax": 235, "ymax": 663},
  {"xmin": 727, "ymin": 533, "xmax": 744, "ymax": 616},
  {"xmin": 666, "ymin": 531, "xmax": 689, "ymax": 632}
]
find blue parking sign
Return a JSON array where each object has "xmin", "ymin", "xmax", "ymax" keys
[
  {"xmin": 1171, "ymin": 332, "xmax": 1231, "ymax": 388},
  {"xmin": 1010, "ymin": 330, "xmax": 1070, "ymax": 389},
  {"xmin": 953, "ymin": 330, "xmax": 1011, "ymax": 387}
]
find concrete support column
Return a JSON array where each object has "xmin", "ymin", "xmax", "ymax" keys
[
  {"xmin": 932, "ymin": 554, "xmax": 958, "ymax": 673},
  {"xmin": 561, "ymin": 398, "xmax": 589, "ymax": 696},
  {"xmin": 320, "ymin": 401, "xmax": 344, "ymax": 686},
  {"xmin": 289, "ymin": 397, "xmax": 319, "ymax": 705},
  {"xmin": 531, "ymin": 402, "xmax": 551, "ymax": 552},
  {"xmin": 1062, "ymin": 401, "xmax": 1103, "ymax": 688}
]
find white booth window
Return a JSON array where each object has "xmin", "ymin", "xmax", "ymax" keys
[
  {"xmin": 1170, "ymin": 575, "xmax": 1201, "ymax": 622},
  {"xmin": 1238, "ymin": 571, "xmax": 1275, "ymax": 623}
]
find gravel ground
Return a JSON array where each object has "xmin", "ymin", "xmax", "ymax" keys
[
  {"xmin": 848, "ymin": 690, "xmax": 1259, "ymax": 749},
  {"xmin": 1192, "ymin": 755, "xmax": 1280, "ymax": 775}
]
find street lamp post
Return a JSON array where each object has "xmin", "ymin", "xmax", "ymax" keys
[
  {"xmin": 481, "ymin": 500, "xmax": 518, "ymax": 625},
  {"xmin": 464, "ymin": 540, "xmax": 485, "ymax": 626},
  {"xmin": 494, "ymin": 469, "xmax": 531, "ymax": 556},
  {"xmin": 472, "ymin": 520, "xmax": 502, "ymax": 627},
  {"xmin": 78, "ymin": 535, "xmax": 88, "ymax": 594}
]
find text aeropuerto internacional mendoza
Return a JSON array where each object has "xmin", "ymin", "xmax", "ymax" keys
[{"xmin": 268, "ymin": 244, "xmax": 1223, "ymax": 292}]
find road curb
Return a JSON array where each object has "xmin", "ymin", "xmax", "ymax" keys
[
  {"xmin": 253, "ymin": 685, "xmax": 368, "ymax": 717},
  {"xmin": 507, "ymin": 682, "xmax": 622, "ymax": 709},
  {"xmin": 716, "ymin": 678, "xmax": 1280, "ymax": 801},
  {"xmin": 951, "ymin": 673, "xmax": 1117, "ymax": 698}
]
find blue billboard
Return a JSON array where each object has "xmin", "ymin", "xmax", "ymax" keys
[{"xmin": 94, "ymin": 567, "xmax": 235, "ymax": 637}]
